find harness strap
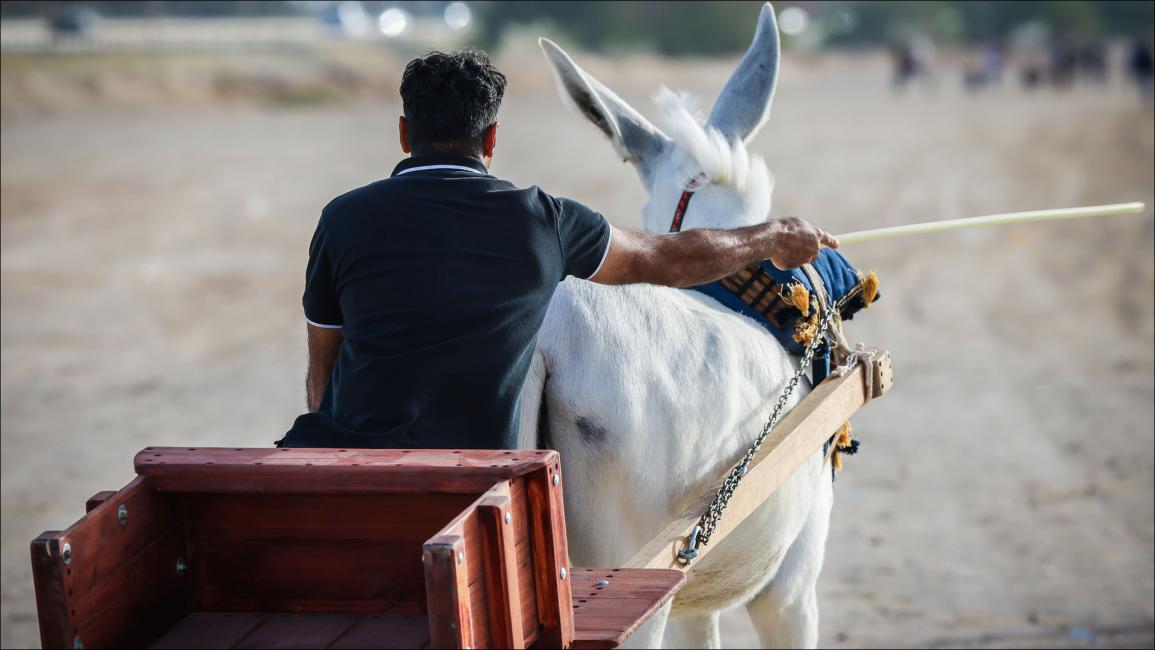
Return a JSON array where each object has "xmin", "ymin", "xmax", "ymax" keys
[{"xmin": 669, "ymin": 190, "xmax": 695, "ymax": 233}]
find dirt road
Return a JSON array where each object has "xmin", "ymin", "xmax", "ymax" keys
[{"xmin": 2, "ymin": 48, "xmax": 1152, "ymax": 648}]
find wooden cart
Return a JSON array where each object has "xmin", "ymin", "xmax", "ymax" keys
[
  {"xmin": 31, "ymin": 348, "xmax": 890, "ymax": 649},
  {"xmin": 30, "ymin": 448, "xmax": 684, "ymax": 649}
]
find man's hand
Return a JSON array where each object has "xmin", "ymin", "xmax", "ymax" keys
[
  {"xmin": 590, "ymin": 217, "xmax": 838, "ymax": 288},
  {"xmin": 766, "ymin": 216, "xmax": 840, "ymax": 270}
]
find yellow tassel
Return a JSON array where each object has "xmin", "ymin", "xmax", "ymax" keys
[
  {"xmin": 793, "ymin": 311, "xmax": 819, "ymax": 346},
  {"xmin": 788, "ymin": 283, "xmax": 811, "ymax": 314},
  {"xmin": 831, "ymin": 421, "xmax": 853, "ymax": 473},
  {"xmin": 861, "ymin": 272, "xmax": 880, "ymax": 307}
]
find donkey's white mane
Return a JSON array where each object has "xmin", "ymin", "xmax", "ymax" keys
[{"xmin": 653, "ymin": 87, "xmax": 773, "ymax": 205}]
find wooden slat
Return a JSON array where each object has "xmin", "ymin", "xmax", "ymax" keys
[
  {"xmin": 70, "ymin": 526, "xmax": 189, "ymax": 649},
  {"xmin": 149, "ymin": 612, "xmax": 265, "ymax": 649},
  {"xmin": 329, "ymin": 614, "xmax": 431, "ymax": 650},
  {"xmin": 233, "ymin": 613, "xmax": 362, "ymax": 649},
  {"xmin": 570, "ymin": 568, "xmax": 686, "ymax": 650},
  {"xmin": 188, "ymin": 538, "xmax": 427, "ymax": 614},
  {"xmin": 423, "ymin": 534, "xmax": 472, "ymax": 649},
  {"xmin": 477, "ymin": 489, "xmax": 525, "ymax": 648},
  {"xmin": 135, "ymin": 448, "xmax": 557, "ymax": 495},
  {"xmin": 509, "ymin": 478, "xmax": 539, "ymax": 644},
  {"xmin": 30, "ymin": 532, "xmax": 68, "ymax": 650},
  {"xmin": 626, "ymin": 357, "xmax": 891, "ymax": 570},
  {"xmin": 525, "ymin": 463, "xmax": 574, "ymax": 648},
  {"xmin": 85, "ymin": 491, "xmax": 117, "ymax": 513}
]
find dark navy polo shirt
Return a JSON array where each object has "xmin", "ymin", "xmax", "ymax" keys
[{"xmin": 282, "ymin": 154, "xmax": 611, "ymax": 450}]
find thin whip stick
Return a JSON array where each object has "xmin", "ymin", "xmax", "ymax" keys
[{"xmin": 834, "ymin": 202, "xmax": 1146, "ymax": 245}]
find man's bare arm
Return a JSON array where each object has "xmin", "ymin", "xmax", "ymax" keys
[
  {"xmin": 590, "ymin": 217, "xmax": 839, "ymax": 287},
  {"xmin": 306, "ymin": 324, "xmax": 343, "ymax": 411}
]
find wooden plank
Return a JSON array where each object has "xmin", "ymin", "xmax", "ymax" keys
[
  {"xmin": 149, "ymin": 612, "xmax": 266, "ymax": 649},
  {"xmin": 188, "ymin": 538, "xmax": 426, "ymax": 614},
  {"xmin": 626, "ymin": 357, "xmax": 890, "ymax": 571},
  {"xmin": 423, "ymin": 534, "xmax": 472, "ymax": 649},
  {"xmin": 329, "ymin": 614, "xmax": 431, "ymax": 650},
  {"xmin": 477, "ymin": 489, "xmax": 525, "ymax": 649},
  {"xmin": 525, "ymin": 463, "xmax": 574, "ymax": 648},
  {"xmin": 233, "ymin": 613, "xmax": 361, "ymax": 649},
  {"xmin": 30, "ymin": 532, "xmax": 68, "ymax": 650},
  {"xmin": 509, "ymin": 478, "xmax": 538, "ymax": 645},
  {"xmin": 85, "ymin": 491, "xmax": 117, "ymax": 513},
  {"xmin": 70, "ymin": 526, "xmax": 189, "ymax": 649},
  {"xmin": 570, "ymin": 568, "xmax": 686, "ymax": 650},
  {"xmin": 135, "ymin": 448, "xmax": 557, "ymax": 495}
]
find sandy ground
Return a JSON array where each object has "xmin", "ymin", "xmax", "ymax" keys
[{"xmin": 2, "ymin": 46, "xmax": 1152, "ymax": 648}]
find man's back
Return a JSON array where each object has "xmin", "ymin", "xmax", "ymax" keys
[{"xmin": 283, "ymin": 154, "xmax": 610, "ymax": 449}]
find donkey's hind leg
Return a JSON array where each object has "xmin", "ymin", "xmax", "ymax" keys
[{"xmin": 744, "ymin": 464, "xmax": 833, "ymax": 649}]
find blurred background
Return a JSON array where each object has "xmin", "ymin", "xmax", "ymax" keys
[{"xmin": 1, "ymin": 1, "xmax": 1152, "ymax": 648}]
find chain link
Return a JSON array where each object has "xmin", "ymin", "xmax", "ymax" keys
[{"xmin": 677, "ymin": 303, "xmax": 840, "ymax": 564}]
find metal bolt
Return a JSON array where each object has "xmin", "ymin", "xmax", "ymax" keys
[
  {"xmin": 176, "ymin": 557, "xmax": 187, "ymax": 576},
  {"xmin": 504, "ymin": 512, "xmax": 512, "ymax": 525},
  {"xmin": 73, "ymin": 636, "xmax": 84, "ymax": 649},
  {"xmin": 551, "ymin": 474, "xmax": 560, "ymax": 487},
  {"xmin": 61, "ymin": 543, "xmax": 72, "ymax": 565},
  {"xmin": 559, "ymin": 567, "xmax": 567, "ymax": 580},
  {"xmin": 117, "ymin": 504, "xmax": 128, "ymax": 527},
  {"xmin": 595, "ymin": 580, "xmax": 609, "ymax": 587},
  {"xmin": 457, "ymin": 552, "xmax": 464, "ymax": 565}
]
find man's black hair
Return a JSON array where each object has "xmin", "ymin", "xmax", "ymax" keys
[{"xmin": 400, "ymin": 49, "xmax": 507, "ymax": 155}]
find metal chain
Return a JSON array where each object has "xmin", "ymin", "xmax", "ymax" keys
[{"xmin": 677, "ymin": 302, "xmax": 840, "ymax": 564}]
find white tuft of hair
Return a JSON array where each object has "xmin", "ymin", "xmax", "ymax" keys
[{"xmin": 652, "ymin": 87, "xmax": 771, "ymax": 201}]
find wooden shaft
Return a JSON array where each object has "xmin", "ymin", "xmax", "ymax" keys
[{"xmin": 625, "ymin": 350, "xmax": 891, "ymax": 571}]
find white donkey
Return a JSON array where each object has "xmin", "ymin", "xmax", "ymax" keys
[{"xmin": 518, "ymin": 4, "xmax": 836, "ymax": 649}]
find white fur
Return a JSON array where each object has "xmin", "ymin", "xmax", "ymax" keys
[{"xmin": 527, "ymin": 5, "xmax": 832, "ymax": 648}]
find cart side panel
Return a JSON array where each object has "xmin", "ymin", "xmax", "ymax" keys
[
  {"xmin": 32, "ymin": 476, "xmax": 190, "ymax": 649},
  {"xmin": 182, "ymin": 492, "xmax": 477, "ymax": 614}
]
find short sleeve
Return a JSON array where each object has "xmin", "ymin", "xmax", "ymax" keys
[
  {"xmin": 302, "ymin": 219, "xmax": 343, "ymax": 328},
  {"xmin": 555, "ymin": 197, "xmax": 612, "ymax": 279}
]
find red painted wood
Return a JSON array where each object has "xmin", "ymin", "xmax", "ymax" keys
[
  {"xmin": 30, "ymin": 532, "xmax": 68, "ymax": 650},
  {"xmin": 328, "ymin": 613, "xmax": 431, "ymax": 649},
  {"xmin": 477, "ymin": 491, "xmax": 524, "ymax": 648},
  {"xmin": 570, "ymin": 568, "xmax": 686, "ymax": 649},
  {"xmin": 135, "ymin": 448, "xmax": 557, "ymax": 495},
  {"xmin": 149, "ymin": 612, "xmax": 265, "ymax": 649},
  {"xmin": 509, "ymin": 478, "xmax": 538, "ymax": 644},
  {"xmin": 85, "ymin": 491, "xmax": 117, "ymax": 513},
  {"xmin": 232, "ymin": 613, "xmax": 362, "ymax": 649},
  {"xmin": 525, "ymin": 462, "xmax": 573, "ymax": 648},
  {"xmin": 423, "ymin": 535, "xmax": 471, "ymax": 649}
]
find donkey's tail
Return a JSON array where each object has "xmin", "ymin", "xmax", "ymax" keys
[{"xmin": 517, "ymin": 348, "xmax": 548, "ymax": 450}]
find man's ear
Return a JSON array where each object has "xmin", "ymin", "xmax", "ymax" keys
[
  {"xmin": 399, "ymin": 116, "xmax": 411, "ymax": 154},
  {"xmin": 482, "ymin": 123, "xmax": 498, "ymax": 160}
]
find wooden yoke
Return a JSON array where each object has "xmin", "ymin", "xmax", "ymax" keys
[{"xmin": 627, "ymin": 347, "xmax": 893, "ymax": 571}]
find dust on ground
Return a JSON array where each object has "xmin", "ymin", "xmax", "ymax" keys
[{"xmin": 2, "ymin": 43, "xmax": 1152, "ymax": 648}]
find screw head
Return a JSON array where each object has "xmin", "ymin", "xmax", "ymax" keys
[
  {"xmin": 73, "ymin": 636, "xmax": 84, "ymax": 649},
  {"xmin": 457, "ymin": 551, "xmax": 464, "ymax": 565},
  {"xmin": 551, "ymin": 474, "xmax": 560, "ymax": 487},
  {"xmin": 61, "ymin": 543, "xmax": 72, "ymax": 565},
  {"xmin": 559, "ymin": 567, "xmax": 567, "ymax": 580},
  {"xmin": 595, "ymin": 580, "xmax": 609, "ymax": 587},
  {"xmin": 504, "ymin": 512, "xmax": 512, "ymax": 525},
  {"xmin": 176, "ymin": 557, "xmax": 187, "ymax": 576},
  {"xmin": 117, "ymin": 504, "xmax": 128, "ymax": 527}
]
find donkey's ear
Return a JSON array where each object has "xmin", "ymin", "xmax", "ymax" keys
[
  {"xmin": 539, "ymin": 37, "xmax": 667, "ymax": 166},
  {"xmin": 706, "ymin": 3, "xmax": 780, "ymax": 143}
]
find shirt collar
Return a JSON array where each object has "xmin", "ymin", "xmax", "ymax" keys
[{"xmin": 391, "ymin": 154, "xmax": 489, "ymax": 177}]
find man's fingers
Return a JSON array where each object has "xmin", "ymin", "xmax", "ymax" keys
[{"xmin": 819, "ymin": 230, "xmax": 839, "ymax": 249}]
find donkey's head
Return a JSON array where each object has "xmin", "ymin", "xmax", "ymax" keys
[{"xmin": 540, "ymin": 2, "xmax": 780, "ymax": 234}]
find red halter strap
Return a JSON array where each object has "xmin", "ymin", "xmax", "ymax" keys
[
  {"xmin": 669, "ymin": 190, "xmax": 695, "ymax": 233},
  {"xmin": 668, "ymin": 173, "xmax": 708, "ymax": 233}
]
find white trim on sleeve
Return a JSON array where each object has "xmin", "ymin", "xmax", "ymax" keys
[
  {"xmin": 305, "ymin": 317, "xmax": 343, "ymax": 329},
  {"xmin": 583, "ymin": 216, "xmax": 614, "ymax": 280}
]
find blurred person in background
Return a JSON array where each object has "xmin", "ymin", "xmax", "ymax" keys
[
  {"xmin": 280, "ymin": 48, "xmax": 837, "ymax": 450},
  {"xmin": 1129, "ymin": 38, "xmax": 1154, "ymax": 101}
]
